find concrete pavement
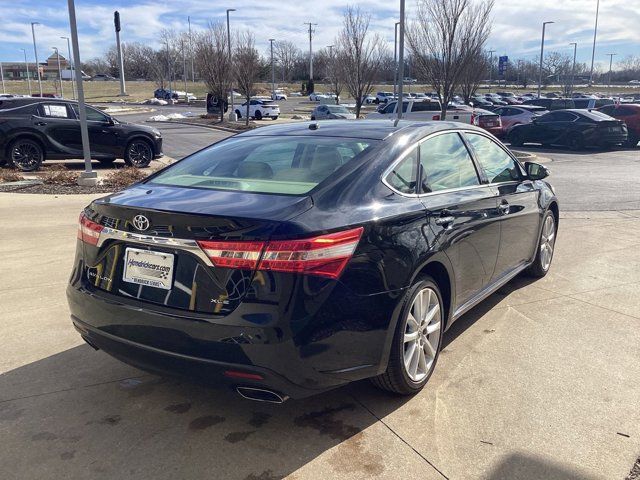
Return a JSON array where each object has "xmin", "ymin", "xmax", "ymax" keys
[{"xmin": 1, "ymin": 193, "xmax": 639, "ymax": 480}]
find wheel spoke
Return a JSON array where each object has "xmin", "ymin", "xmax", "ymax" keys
[
  {"xmin": 409, "ymin": 343, "xmax": 420, "ymax": 377},
  {"xmin": 425, "ymin": 303, "xmax": 440, "ymax": 325},
  {"xmin": 404, "ymin": 331, "xmax": 419, "ymax": 343},
  {"xmin": 426, "ymin": 320, "xmax": 441, "ymax": 335},
  {"xmin": 404, "ymin": 340, "xmax": 416, "ymax": 366},
  {"xmin": 423, "ymin": 338, "xmax": 436, "ymax": 358},
  {"xmin": 407, "ymin": 313, "xmax": 419, "ymax": 330}
]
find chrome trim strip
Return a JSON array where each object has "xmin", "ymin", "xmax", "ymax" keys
[{"xmin": 96, "ymin": 227, "xmax": 214, "ymax": 267}]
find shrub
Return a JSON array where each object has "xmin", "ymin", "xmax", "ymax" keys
[
  {"xmin": 103, "ymin": 167, "xmax": 149, "ymax": 189},
  {"xmin": 0, "ymin": 169, "xmax": 25, "ymax": 182},
  {"xmin": 41, "ymin": 165, "xmax": 79, "ymax": 185}
]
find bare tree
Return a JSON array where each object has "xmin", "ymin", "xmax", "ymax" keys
[
  {"xmin": 336, "ymin": 6, "xmax": 388, "ymax": 117},
  {"xmin": 407, "ymin": 0, "xmax": 494, "ymax": 119},
  {"xmin": 274, "ymin": 40, "xmax": 300, "ymax": 82},
  {"xmin": 460, "ymin": 52, "xmax": 488, "ymax": 103},
  {"xmin": 233, "ymin": 31, "xmax": 262, "ymax": 125},
  {"xmin": 326, "ymin": 48, "xmax": 344, "ymax": 104},
  {"xmin": 194, "ymin": 22, "xmax": 231, "ymax": 121}
]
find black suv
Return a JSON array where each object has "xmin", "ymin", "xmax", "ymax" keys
[{"xmin": 0, "ymin": 98, "xmax": 163, "ymax": 171}]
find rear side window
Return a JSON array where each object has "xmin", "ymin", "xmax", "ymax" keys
[
  {"xmin": 150, "ymin": 136, "xmax": 377, "ymax": 195},
  {"xmin": 412, "ymin": 102, "xmax": 440, "ymax": 112},
  {"xmin": 385, "ymin": 148, "xmax": 418, "ymax": 194},
  {"xmin": 41, "ymin": 104, "xmax": 70, "ymax": 118},
  {"xmin": 419, "ymin": 133, "xmax": 479, "ymax": 193},
  {"xmin": 464, "ymin": 133, "xmax": 522, "ymax": 184}
]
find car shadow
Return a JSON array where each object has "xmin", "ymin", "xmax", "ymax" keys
[
  {"xmin": 485, "ymin": 452, "xmax": 601, "ymax": 480},
  {"xmin": 508, "ymin": 143, "xmax": 637, "ymax": 156}
]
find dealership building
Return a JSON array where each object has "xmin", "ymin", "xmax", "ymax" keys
[{"xmin": 1, "ymin": 52, "xmax": 71, "ymax": 80}]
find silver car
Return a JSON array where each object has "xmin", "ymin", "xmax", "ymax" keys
[{"xmin": 310, "ymin": 104, "xmax": 356, "ymax": 120}]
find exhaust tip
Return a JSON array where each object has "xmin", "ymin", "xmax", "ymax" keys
[{"xmin": 236, "ymin": 386, "xmax": 288, "ymax": 404}]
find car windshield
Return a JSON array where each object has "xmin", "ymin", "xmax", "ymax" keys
[
  {"xmin": 149, "ymin": 136, "xmax": 378, "ymax": 195},
  {"xmin": 327, "ymin": 105, "xmax": 350, "ymax": 113}
]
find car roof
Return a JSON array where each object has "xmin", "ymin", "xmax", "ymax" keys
[{"xmin": 235, "ymin": 119, "xmax": 486, "ymax": 141}]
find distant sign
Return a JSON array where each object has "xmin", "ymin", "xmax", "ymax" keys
[{"xmin": 498, "ymin": 56, "xmax": 509, "ymax": 76}]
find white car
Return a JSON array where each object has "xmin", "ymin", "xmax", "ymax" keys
[
  {"xmin": 375, "ymin": 91, "xmax": 395, "ymax": 104},
  {"xmin": 235, "ymin": 99, "xmax": 280, "ymax": 120},
  {"xmin": 362, "ymin": 94, "xmax": 376, "ymax": 104},
  {"xmin": 310, "ymin": 104, "xmax": 356, "ymax": 120},
  {"xmin": 272, "ymin": 90, "xmax": 287, "ymax": 101},
  {"xmin": 309, "ymin": 92, "xmax": 336, "ymax": 102},
  {"xmin": 367, "ymin": 99, "xmax": 486, "ymax": 124}
]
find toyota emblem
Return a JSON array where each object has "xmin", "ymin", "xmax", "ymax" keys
[{"xmin": 132, "ymin": 214, "xmax": 150, "ymax": 231}]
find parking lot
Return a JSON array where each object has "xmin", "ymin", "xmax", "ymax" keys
[{"xmin": 1, "ymin": 140, "xmax": 639, "ymax": 479}]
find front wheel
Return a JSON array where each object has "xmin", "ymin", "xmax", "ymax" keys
[
  {"xmin": 509, "ymin": 130, "xmax": 524, "ymax": 147},
  {"xmin": 124, "ymin": 139, "xmax": 153, "ymax": 168},
  {"xmin": 371, "ymin": 277, "xmax": 444, "ymax": 395},
  {"xmin": 625, "ymin": 134, "xmax": 639, "ymax": 148},
  {"xmin": 235, "ymin": 109, "xmax": 241, "ymax": 119},
  {"xmin": 9, "ymin": 138, "xmax": 44, "ymax": 171},
  {"xmin": 254, "ymin": 110, "xmax": 262, "ymax": 120},
  {"xmin": 526, "ymin": 210, "xmax": 557, "ymax": 278}
]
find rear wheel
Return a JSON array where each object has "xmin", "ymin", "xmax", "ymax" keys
[
  {"xmin": 371, "ymin": 276, "xmax": 444, "ymax": 395},
  {"xmin": 124, "ymin": 139, "xmax": 153, "ymax": 168},
  {"xmin": 526, "ymin": 210, "xmax": 557, "ymax": 278},
  {"xmin": 255, "ymin": 110, "xmax": 262, "ymax": 120},
  {"xmin": 235, "ymin": 109, "xmax": 241, "ymax": 119},
  {"xmin": 8, "ymin": 138, "xmax": 44, "ymax": 171},
  {"xmin": 626, "ymin": 134, "xmax": 639, "ymax": 148}
]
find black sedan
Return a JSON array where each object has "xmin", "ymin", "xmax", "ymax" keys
[
  {"xmin": 0, "ymin": 98, "xmax": 163, "ymax": 171},
  {"xmin": 68, "ymin": 120, "xmax": 558, "ymax": 402},
  {"xmin": 508, "ymin": 109, "xmax": 628, "ymax": 150}
]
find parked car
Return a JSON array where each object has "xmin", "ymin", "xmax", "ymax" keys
[
  {"xmin": 235, "ymin": 99, "xmax": 280, "ymax": 120},
  {"xmin": 472, "ymin": 110, "xmax": 502, "ymax": 136},
  {"xmin": 271, "ymin": 90, "xmax": 287, "ymax": 101},
  {"xmin": 369, "ymin": 99, "xmax": 492, "ymax": 125},
  {"xmin": 508, "ymin": 109, "xmax": 628, "ymax": 150},
  {"xmin": 469, "ymin": 96, "xmax": 494, "ymax": 109},
  {"xmin": 362, "ymin": 94, "xmax": 377, "ymax": 104},
  {"xmin": 91, "ymin": 74, "xmax": 117, "ymax": 81},
  {"xmin": 572, "ymin": 98, "xmax": 614, "ymax": 109},
  {"xmin": 375, "ymin": 91, "xmax": 395, "ymax": 104},
  {"xmin": 154, "ymin": 88, "xmax": 196, "ymax": 102},
  {"xmin": 0, "ymin": 98, "xmax": 162, "ymax": 171},
  {"xmin": 493, "ymin": 105, "xmax": 548, "ymax": 137},
  {"xmin": 310, "ymin": 104, "xmax": 356, "ymax": 120},
  {"xmin": 598, "ymin": 103, "xmax": 640, "ymax": 147},
  {"xmin": 67, "ymin": 119, "xmax": 558, "ymax": 402},
  {"xmin": 523, "ymin": 98, "xmax": 575, "ymax": 110},
  {"xmin": 309, "ymin": 92, "xmax": 336, "ymax": 102}
]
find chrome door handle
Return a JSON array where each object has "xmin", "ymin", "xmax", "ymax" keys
[
  {"xmin": 34, "ymin": 121, "xmax": 47, "ymax": 126},
  {"xmin": 498, "ymin": 202, "xmax": 510, "ymax": 215},
  {"xmin": 434, "ymin": 216, "xmax": 455, "ymax": 226}
]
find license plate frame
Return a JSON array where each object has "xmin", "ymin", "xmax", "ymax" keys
[{"xmin": 123, "ymin": 247, "xmax": 175, "ymax": 290}]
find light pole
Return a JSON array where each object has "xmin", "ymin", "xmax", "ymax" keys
[
  {"xmin": 397, "ymin": 0, "xmax": 405, "ymax": 121},
  {"xmin": 188, "ymin": 16, "xmax": 195, "ymax": 83},
  {"xmin": 0, "ymin": 62, "xmax": 5, "ymax": 94},
  {"xmin": 21, "ymin": 48, "xmax": 32, "ymax": 95},
  {"xmin": 606, "ymin": 53, "xmax": 616, "ymax": 95},
  {"xmin": 589, "ymin": 0, "xmax": 600, "ymax": 86},
  {"xmin": 269, "ymin": 39, "xmax": 275, "ymax": 99},
  {"xmin": 394, "ymin": 21, "xmax": 400, "ymax": 97},
  {"xmin": 537, "ymin": 21, "xmax": 554, "ymax": 98},
  {"xmin": 488, "ymin": 49, "xmax": 495, "ymax": 92},
  {"xmin": 569, "ymin": 42, "xmax": 577, "ymax": 96},
  {"xmin": 304, "ymin": 22, "xmax": 318, "ymax": 92},
  {"xmin": 61, "ymin": 36, "xmax": 76, "ymax": 100},
  {"xmin": 52, "ymin": 47, "xmax": 63, "ymax": 98},
  {"xmin": 31, "ymin": 22, "xmax": 43, "ymax": 97},
  {"xmin": 182, "ymin": 38, "xmax": 188, "ymax": 103},
  {"xmin": 114, "ymin": 11, "xmax": 127, "ymax": 96},
  {"xmin": 67, "ymin": 0, "xmax": 97, "ymax": 186},
  {"xmin": 226, "ymin": 8, "xmax": 236, "ymax": 121}
]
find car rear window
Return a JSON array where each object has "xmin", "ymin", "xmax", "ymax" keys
[{"xmin": 150, "ymin": 136, "xmax": 378, "ymax": 195}]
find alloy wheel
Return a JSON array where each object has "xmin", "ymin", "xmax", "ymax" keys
[
  {"xmin": 127, "ymin": 142, "xmax": 152, "ymax": 167},
  {"xmin": 540, "ymin": 214, "xmax": 556, "ymax": 271},
  {"xmin": 11, "ymin": 141, "xmax": 42, "ymax": 171},
  {"xmin": 403, "ymin": 287, "xmax": 442, "ymax": 382}
]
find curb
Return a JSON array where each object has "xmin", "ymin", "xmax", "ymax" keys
[{"xmin": 146, "ymin": 119, "xmax": 252, "ymax": 133}]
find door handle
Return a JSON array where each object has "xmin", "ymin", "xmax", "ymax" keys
[
  {"xmin": 34, "ymin": 122, "xmax": 47, "ymax": 126},
  {"xmin": 498, "ymin": 201, "xmax": 510, "ymax": 215},
  {"xmin": 434, "ymin": 211, "xmax": 455, "ymax": 226}
]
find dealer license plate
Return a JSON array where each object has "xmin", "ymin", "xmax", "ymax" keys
[{"xmin": 123, "ymin": 247, "xmax": 174, "ymax": 290}]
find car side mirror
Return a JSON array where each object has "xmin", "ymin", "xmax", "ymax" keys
[
  {"xmin": 525, "ymin": 162, "xmax": 549, "ymax": 180},
  {"xmin": 106, "ymin": 116, "xmax": 115, "ymax": 126}
]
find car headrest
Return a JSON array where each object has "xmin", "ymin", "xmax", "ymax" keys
[
  {"xmin": 236, "ymin": 161, "xmax": 273, "ymax": 179},
  {"xmin": 310, "ymin": 146, "xmax": 341, "ymax": 173}
]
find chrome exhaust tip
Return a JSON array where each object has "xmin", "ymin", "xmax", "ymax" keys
[{"xmin": 236, "ymin": 386, "xmax": 288, "ymax": 404}]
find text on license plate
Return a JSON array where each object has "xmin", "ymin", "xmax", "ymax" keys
[{"xmin": 123, "ymin": 247, "xmax": 174, "ymax": 290}]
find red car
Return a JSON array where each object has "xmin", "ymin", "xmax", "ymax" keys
[
  {"xmin": 471, "ymin": 110, "xmax": 502, "ymax": 136},
  {"xmin": 597, "ymin": 104, "xmax": 640, "ymax": 147},
  {"xmin": 493, "ymin": 105, "xmax": 548, "ymax": 138}
]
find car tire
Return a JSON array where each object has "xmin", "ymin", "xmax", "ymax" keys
[
  {"xmin": 371, "ymin": 276, "xmax": 444, "ymax": 395},
  {"xmin": 255, "ymin": 110, "xmax": 262, "ymax": 121},
  {"xmin": 271, "ymin": 116, "xmax": 278, "ymax": 121},
  {"xmin": 124, "ymin": 139, "xmax": 153, "ymax": 168},
  {"xmin": 509, "ymin": 130, "xmax": 524, "ymax": 147},
  {"xmin": 567, "ymin": 132, "xmax": 584, "ymax": 151},
  {"xmin": 235, "ymin": 109, "xmax": 241, "ymax": 119},
  {"xmin": 625, "ymin": 134, "xmax": 639, "ymax": 148},
  {"xmin": 310, "ymin": 116, "xmax": 315, "ymax": 121},
  {"xmin": 8, "ymin": 138, "xmax": 44, "ymax": 172},
  {"xmin": 526, "ymin": 209, "xmax": 557, "ymax": 278}
]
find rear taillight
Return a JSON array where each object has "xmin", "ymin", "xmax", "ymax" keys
[
  {"xmin": 197, "ymin": 227, "xmax": 364, "ymax": 279},
  {"xmin": 433, "ymin": 114, "xmax": 440, "ymax": 121},
  {"xmin": 78, "ymin": 212, "xmax": 104, "ymax": 246}
]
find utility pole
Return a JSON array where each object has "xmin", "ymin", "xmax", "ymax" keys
[
  {"xmin": 394, "ymin": 22, "xmax": 400, "ymax": 97},
  {"xmin": 114, "ymin": 11, "xmax": 127, "ymax": 96},
  {"xmin": 606, "ymin": 53, "xmax": 616, "ymax": 95},
  {"xmin": 227, "ymin": 8, "xmax": 236, "ymax": 121},
  {"xmin": 182, "ymin": 38, "xmax": 188, "ymax": 103},
  {"xmin": 52, "ymin": 47, "xmax": 63, "ymax": 98},
  {"xmin": 21, "ymin": 49, "xmax": 32, "ymax": 96},
  {"xmin": 304, "ymin": 22, "xmax": 317, "ymax": 92},
  {"xmin": 61, "ymin": 36, "xmax": 76, "ymax": 100},
  {"xmin": 488, "ymin": 49, "xmax": 495, "ymax": 93},
  {"xmin": 397, "ymin": 0, "xmax": 405, "ymax": 121},
  {"xmin": 188, "ymin": 16, "xmax": 195, "ymax": 83},
  {"xmin": 67, "ymin": 0, "xmax": 97, "ymax": 186},
  {"xmin": 31, "ymin": 22, "xmax": 43, "ymax": 97},
  {"xmin": 569, "ymin": 42, "xmax": 577, "ymax": 96},
  {"xmin": 0, "ymin": 62, "xmax": 4, "ymax": 94},
  {"xmin": 269, "ymin": 39, "xmax": 275, "ymax": 99},
  {"xmin": 589, "ymin": 0, "xmax": 600, "ymax": 86},
  {"xmin": 165, "ymin": 39, "xmax": 172, "ymax": 94},
  {"xmin": 538, "ymin": 21, "xmax": 554, "ymax": 98}
]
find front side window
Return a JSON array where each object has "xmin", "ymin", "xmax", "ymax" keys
[
  {"xmin": 385, "ymin": 148, "xmax": 418, "ymax": 194},
  {"xmin": 150, "ymin": 136, "xmax": 377, "ymax": 195},
  {"xmin": 72, "ymin": 105, "xmax": 109, "ymax": 122},
  {"xmin": 464, "ymin": 133, "xmax": 522, "ymax": 184},
  {"xmin": 419, "ymin": 133, "xmax": 479, "ymax": 193}
]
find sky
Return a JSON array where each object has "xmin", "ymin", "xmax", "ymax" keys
[{"xmin": 0, "ymin": 0, "xmax": 638, "ymax": 71}]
